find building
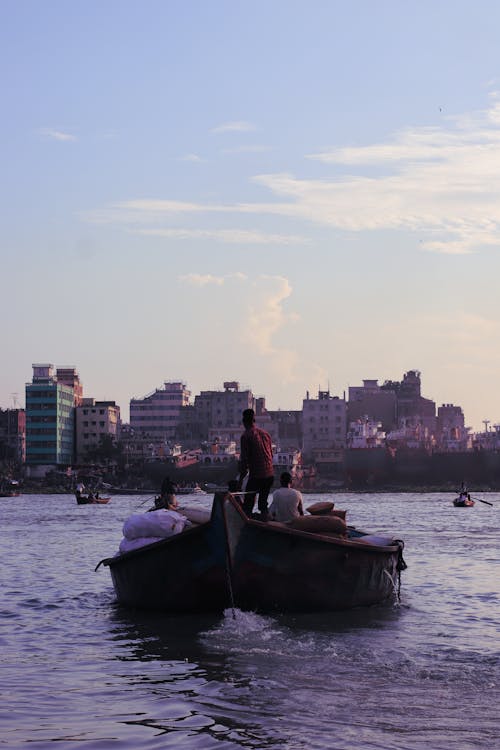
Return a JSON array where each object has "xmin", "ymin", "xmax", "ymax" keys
[
  {"xmin": 347, "ymin": 379, "xmax": 397, "ymax": 433},
  {"xmin": 130, "ymin": 381, "xmax": 191, "ymax": 446},
  {"xmin": 177, "ymin": 381, "xmax": 254, "ymax": 446},
  {"xmin": 25, "ymin": 364, "xmax": 76, "ymax": 472},
  {"xmin": 55, "ymin": 367, "xmax": 83, "ymax": 405},
  {"xmin": 0, "ymin": 408, "xmax": 26, "ymax": 462},
  {"xmin": 75, "ymin": 399, "xmax": 120, "ymax": 463},
  {"xmin": 302, "ymin": 389, "xmax": 347, "ymax": 464}
]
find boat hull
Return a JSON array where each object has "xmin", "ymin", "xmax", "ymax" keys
[
  {"xmin": 101, "ymin": 515, "xmax": 229, "ymax": 612},
  {"xmin": 224, "ymin": 498, "xmax": 402, "ymax": 612},
  {"xmin": 99, "ymin": 493, "xmax": 405, "ymax": 613}
]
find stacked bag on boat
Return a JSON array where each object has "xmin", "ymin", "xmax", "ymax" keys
[{"xmin": 118, "ymin": 509, "xmax": 188, "ymax": 554}]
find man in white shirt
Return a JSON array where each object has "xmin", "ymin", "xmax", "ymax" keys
[{"xmin": 269, "ymin": 472, "xmax": 304, "ymax": 522}]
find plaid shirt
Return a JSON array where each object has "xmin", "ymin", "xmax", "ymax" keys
[{"xmin": 239, "ymin": 426, "xmax": 274, "ymax": 479}]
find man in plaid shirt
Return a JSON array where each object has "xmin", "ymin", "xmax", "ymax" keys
[{"xmin": 237, "ymin": 408, "xmax": 274, "ymax": 520}]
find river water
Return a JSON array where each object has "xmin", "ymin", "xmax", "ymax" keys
[{"xmin": 1, "ymin": 491, "xmax": 498, "ymax": 749}]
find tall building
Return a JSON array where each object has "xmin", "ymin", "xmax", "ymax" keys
[
  {"xmin": 130, "ymin": 381, "xmax": 191, "ymax": 444},
  {"xmin": 348, "ymin": 379, "xmax": 397, "ymax": 432},
  {"xmin": 56, "ymin": 367, "xmax": 83, "ymax": 406},
  {"xmin": 25, "ymin": 364, "xmax": 76, "ymax": 471},
  {"xmin": 75, "ymin": 399, "xmax": 120, "ymax": 463},
  {"xmin": 0, "ymin": 408, "xmax": 26, "ymax": 462},
  {"xmin": 302, "ymin": 389, "xmax": 347, "ymax": 462},
  {"xmin": 436, "ymin": 404, "xmax": 468, "ymax": 451},
  {"xmin": 177, "ymin": 381, "xmax": 254, "ymax": 445}
]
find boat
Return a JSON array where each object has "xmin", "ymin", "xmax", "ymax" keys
[
  {"xmin": 0, "ymin": 479, "xmax": 21, "ymax": 497},
  {"xmin": 453, "ymin": 493, "xmax": 475, "ymax": 507},
  {"xmin": 453, "ymin": 484, "xmax": 475, "ymax": 507},
  {"xmin": 96, "ymin": 492, "xmax": 406, "ymax": 614},
  {"xmin": 75, "ymin": 493, "xmax": 110, "ymax": 505}
]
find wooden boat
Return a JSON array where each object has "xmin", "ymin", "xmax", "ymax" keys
[
  {"xmin": 75, "ymin": 493, "xmax": 110, "ymax": 505},
  {"xmin": 0, "ymin": 480, "xmax": 21, "ymax": 497},
  {"xmin": 96, "ymin": 492, "xmax": 406, "ymax": 614},
  {"xmin": 453, "ymin": 484, "xmax": 474, "ymax": 507},
  {"xmin": 453, "ymin": 494, "xmax": 475, "ymax": 507}
]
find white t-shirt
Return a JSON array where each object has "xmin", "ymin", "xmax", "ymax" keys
[{"xmin": 269, "ymin": 487, "xmax": 303, "ymax": 522}]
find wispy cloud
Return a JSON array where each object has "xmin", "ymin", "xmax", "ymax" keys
[
  {"xmin": 211, "ymin": 120, "xmax": 257, "ymax": 134},
  {"xmin": 179, "ymin": 153, "xmax": 205, "ymax": 162},
  {"xmin": 39, "ymin": 128, "xmax": 77, "ymax": 142},
  {"xmin": 180, "ymin": 272, "xmax": 247, "ymax": 287},
  {"xmin": 133, "ymin": 227, "xmax": 307, "ymax": 245},
  {"xmin": 84, "ymin": 96, "xmax": 500, "ymax": 255}
]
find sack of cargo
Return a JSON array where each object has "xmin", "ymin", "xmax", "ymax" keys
[
  {"xmin": 307, "ymin": 503, "xmax": 346, "ymax": 521},
  {"xmin": 122, "ymin": 509, "xmax": 187, "ymax": 540},
  {"xmin": 287, "ymin": 514, "xmax": 347, "ymax": 537},
  {"xmin": 307, "ymin": 501, "xmax": 335, "ymax": 514}
]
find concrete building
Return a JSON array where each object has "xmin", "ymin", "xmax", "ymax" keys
[
  {"xmin": 130, "ymin": 381, "xmax": 191, "ymax": 445},
  {"xmin": 0, "ymin": 408, "xmax": 26, "ymax": 462},
  {"xmin": 302, "ymin": 389, "xmax": 347, "ymax": 464},
  {"xmin": 177, "ymin": 381, "xmax": 254, "ymax": 445},
  {"xmin": 435, "ymin": 404, "xmax": 470, "ymax": 451},
  {"xmin": 56, "ymin": 367, "xmax": 83, "ymax": 406},
  {"xmin": 75, "ymin": 399, "xmax": 120, "ymax": 463},
  {"xmin": 25, "ymin": 364, "xmax": 76, "ymax": 472},
  {"xmin": 348, "ymin": 379, "xmax": 397, "ymax": 433}
]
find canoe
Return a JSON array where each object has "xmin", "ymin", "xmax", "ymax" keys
[
  {"xmin": 76, "ymin": 494, "xmax": 110, "ymax": 505},
  {"xmin": 453, "ymin": 497, "xmax": 475, "ymax": 507},
  {"xmin": 96, "ymin": 492, "xmax": 406, "ymax": 614}
]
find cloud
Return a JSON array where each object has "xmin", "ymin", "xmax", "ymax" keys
[
  {"xmin": 179, "ymin": 153, "xmax": 205, "ymax": 162},
  {"xmin": 180, "ymin": 272, "xmax": 247, "ymax": 287},
  {"xmin": 133, "ymin": 227, "xmax": 307, "ymax": 245},
  {"xmin": 211, "ymin": 120, "xmax": 257, "ymax": 134},
  {"xmin": 39, "ymin": 128, "xmax": 77, "ymax": 142},
  {"xmin": 84, "ymin": 95, "xmax": 500, "ymax": 255}
]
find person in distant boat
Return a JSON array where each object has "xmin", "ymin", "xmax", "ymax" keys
[
  {"xmin": 237, "ymin": 408, "xmax": 274, "ymax": 520},
  {"xmin": 75, "ymin": 481, "xmax": 85, "ymax": 499},
  {"xmin": 269, "ymin": 472, "xmax": 304, "ymax": 523}
]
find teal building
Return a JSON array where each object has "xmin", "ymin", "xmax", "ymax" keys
[{"xmin": 25, "ymin": 364, "xmax": 75, "ymax": 468}]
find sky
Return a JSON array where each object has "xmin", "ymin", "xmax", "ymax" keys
[{"xmin": 2, "ymin": 1, "xmax": 500, "ymax": 430}]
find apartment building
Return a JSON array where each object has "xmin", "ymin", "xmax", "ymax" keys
[
  {"xmin": 25, "ymin": 364, "xmax": 75, "ymax": 472},
  {"xmin": 75, "ymin": 399, "xmax": 120, "ymax": 462}
]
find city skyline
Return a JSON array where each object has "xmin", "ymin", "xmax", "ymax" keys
[{"xmin": 2, "ymin": 3, "xmax": 500, "ymax": 431}]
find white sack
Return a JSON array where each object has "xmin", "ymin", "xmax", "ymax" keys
[{"xmin": 122, "ymin": 509, "xmax": 187, "ymax": 540}]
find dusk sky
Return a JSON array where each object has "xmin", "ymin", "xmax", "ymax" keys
[{"xmin": 2, "ymin": 1, "xmax": 500, "ymax": 429}]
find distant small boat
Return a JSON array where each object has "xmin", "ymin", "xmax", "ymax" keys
[
  {"xmin": 75, "ymin": 493, "xmax": 110, "ymax": 505},
  {"xmin": 453, "ymin": 485, "xmax": 474, "ymax": 507},
  {"xmin": 0, "ymin": 479, "xmax": 21, "ymax": 498}
]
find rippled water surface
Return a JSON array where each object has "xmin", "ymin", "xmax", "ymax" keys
[{"xmin": 1, "ymin": 491, "xmax": 499, "ymax": 749}]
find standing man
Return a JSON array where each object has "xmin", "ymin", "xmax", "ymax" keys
[
  {"xmin": 237, "ymin": 408, "xmax": 274, "ymax": 520},
  {"xmin": 269, "ymin": 472, "xmax": 304, "ymax": 522}
]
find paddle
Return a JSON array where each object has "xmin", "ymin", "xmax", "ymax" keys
[{"xmin": 471, "ymin": 496, "xmax": 494, "ymax": 507}]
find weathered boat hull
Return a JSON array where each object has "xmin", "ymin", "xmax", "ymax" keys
[
  {"xmin": 100, "ymin": 512, "xmax": 229, "ymax": 612},
  {"xmin": 98, "ymin": 493, "xmax": 405, "ymax": 613},
  {"xmin": 453, "ymin": 499, "xmax": 475, "ymax": 507},
  {"xmin": 224, "ymin": 497, "xmax": 403, "ymax": 612}
]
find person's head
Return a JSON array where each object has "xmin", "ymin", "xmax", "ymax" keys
[
  {"xmin": 166, "ymin": 494, "xmax": 178, "ymax": 510},
  {"xmin": 242, "ymin": 408, "xmax": 255, "ymax": 428},
  {"xmin": 280, "ymin": 471, "xmax": 292, "ymax": 487}
]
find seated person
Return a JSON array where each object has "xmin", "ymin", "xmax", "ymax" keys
[{"xmin": 269, "ymin": 472, "xmax": 304, "ymax": 523}]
